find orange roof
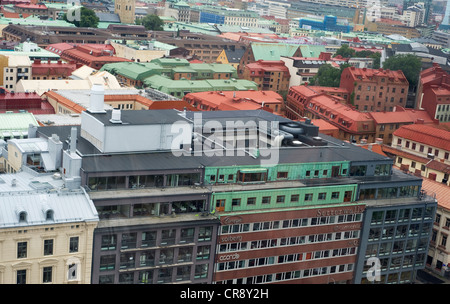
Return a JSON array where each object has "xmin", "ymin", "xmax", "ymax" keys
[
  {"xmin": 44, "ymin": 91, "xmax": 85, "ymax": 113},
  {"xmin": 344, "ymin": 66, "xmax": 408, "ymax": 84},
  {"xmin": 359, "ymin": 144, "xmax": 387, "ymax": 156},
  {"xmin": 369, "ymin": 108, "xmax": 435, "ymax": 125},
  {"xmin": 383, "ymin": 145, "xmax": 450, "ymax": 173},
  {"xmin": 421, "ymin": 178, "xmax": 450, "ymax": 211},
  {"xmin": 393, "ymin": 124, "xmax": 450, "ymax": 151}
]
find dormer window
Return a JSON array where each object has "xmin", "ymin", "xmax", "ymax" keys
[
  {"xmin": 19, "ymin": 211, "xmax": 27, "ymax": 222},
  {"xmin": 46, "ymin": 210, "xmax": 54, "ymax": 221}
]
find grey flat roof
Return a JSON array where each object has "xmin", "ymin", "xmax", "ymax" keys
[{"xmin": 89, "ymin": 109, "xmax": 185, "ymax": 126}]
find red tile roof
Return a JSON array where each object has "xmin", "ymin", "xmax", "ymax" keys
[
  {"xmin": 343, "ymin": 66, "xmax": 408, "ymax": 84},
  {"xmin": 15, "ymin": 3, "xmax": 46, "ymax": 9},
  {"xmin": 369, "ymin": 107, "xmax": 435, "ymax": 125},
  {"xmin": 421, "ymin": 178, "xmax": 450, "ymax": 211},
  {"xmin": 183, "ymin": 90, "xmax": 283, "ymax": 112},
  {"xmin": 245, "ymin": 60, "xmax": 290, "ymax": 74},
  {"xmin": 393, "ymin": 124, "xmax": 450, "ymax": 151}
]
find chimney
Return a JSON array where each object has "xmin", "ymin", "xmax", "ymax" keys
[
  {"xmin": 27, "ymin": 124, "xmax": 37, "ymax": 138},
  {"xmin": 69, "ymin": 127, "xmax": 77, "ymax": 153},
  {"xmin": 87, "ymin": 84, "xmax": 106, "ymax": 113},
  {"xmin": 109, "ymin": 109, "xmax": 122, "ymax": 124}
]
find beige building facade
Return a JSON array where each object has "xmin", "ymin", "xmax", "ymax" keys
[
  {"xmin": 0, "ymin": 172, "xmax": 99, "ymax": 284},
  {"xmin": 0, "ymin": 55, "xmax": 32, "ymax": 92}
]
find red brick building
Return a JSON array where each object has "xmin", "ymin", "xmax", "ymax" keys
[
  {"xmin": 60, "ymin": 44, "xmax": 131, "ymax": 70},
  {"xmin": 183, "ymin": 90, "xmax": 284, "ymax": 114},
  {"xmin": 416, "ymin": 63, "xmax": 450, "ymax": 123},
  {"xmin": 241, "ymin": 60, "xmax": 290, "ymax": 97},
  {"xmin": 286, "ymin": 85, "xmax": 376, "ymax": 143},
  {"xmin": 31, "ymin": 59, "xmax": 80, "ymax": 80},
  {"xmin": 340, "ymin": 67, "xmax": 409, "ymax": 112},
  {"xmin": 0, "ymin": 89, "xmax": 54, "ymax": 114},
  {"xmin": 286, "ymin": 85, "xmax": 434, "ymax": 145}
]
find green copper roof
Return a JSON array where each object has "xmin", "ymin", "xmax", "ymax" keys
[
  {"xmin": 0, "ymin": 112, "xmax": 38, "ymax": 133},
  {"xmin": 251, "ymin": 43, "xmax": 300, "ymax": 61}
]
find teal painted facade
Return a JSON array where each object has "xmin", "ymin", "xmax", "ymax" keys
[
  {"xmin": 211, "ymin": 184, "xmax": 358, "ymax": 213},
  {"xmin": 204, "ymin": 161, "xmax": 358, "ymax": 213},
  {"xmin": 204, "ymin": 161, "xmax": 351, "ymax": 185}
]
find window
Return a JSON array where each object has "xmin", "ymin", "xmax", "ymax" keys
[
  {"xmin": 277, "ymin": 172, "xmax": 288, "ymax": 179},
  {"xmin": 290, "ymin": 194, "xmax": 299, "ymax": 202},
  {"xmin": 121, "ymin": 233, "xmax": 137, "ymax": 249},
  {"xmin": 44, "ymin": 239, "xmax": 54, "ymax": 256},
  {"xmin": 17, "ymin": 242, "xmax": 27, "ymax": 259},
  {"xmin": 247, "ymin": 197, "xmax": 256, "ymax": 205},
  {"xmin": 318, "ymin": 193, "xmax": 326, "ymax": 200},
  {"xmin": 331, "ymin": 192, "xmax": 339, "ymax": 199},
  {"xmin": 304, "ymin": 193, "xmax": 313, "ymax": 201},
  {"xmin": 17, "ymin": 269, "xmax": 26, "ymax": 284},
  {"xmin": 442, "ymin": 234, "xmax": 448, "ymax": 247},
  {"xmin": 262, "ymin": 196, "xmax": 271, "ymax": 204},
  {"xmin": 100, "ymin": 255, "xmax": 116, "ymax": 271},
  {"xmin": 232, "ymin": 198, "xmax": 241, "ymax": 207},
  {"xmin": 68, "ymin": 263, "xmax": 78, "ymax": 281},
  {"xmin": 70, "ymin": 237, "xmax": 79, "ymax": 253},
  {"xmin": 43, "ymin": 267, "xmax": 52, "ymax": 283},
  {"xmin": 276, "ymin": 195, "xmax": 285, "ymax": 203}
]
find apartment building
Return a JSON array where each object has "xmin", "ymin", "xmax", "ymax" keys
[
  {"xmin": 424, "ymin": 178, "xmax": 450, "ymax": 278},
  {"xmin": 386, "ymin": 123, "xmax": 450, "ymax": 186},
  {"xmin": 286, "ymin": 85, "xmax": 434, "ymax": 145},
  {"xmin": 101, "ymin": 59, "xmax": 238, "ymax": 88},
  {"xmin": 0, "ymin": 55, "xmax": 31, "ymax": 92},
  {"xmin": 0, "ymin": 129, "xmax": 99, "ymax": 284},
  {"xmin": 417, "ymin": 63, "xmax": 450, "ymax": 123},
  {"xmin": 193, "ymin": 6, "xmax": 259, "ymax": 27},
  {"xmin": 241, "ymin": 60, "xmax": 291, "ymax": 97},
  {"xmin": 31, "ymin": 59, "xmax": 78, "ymax": 80},
  {"xmin": 340, "ymin": 67, "xmax": 409, "ymax": 112},
  {"xmin": 183, "ymin": 90, "xmax": 284, "ymax": 114},
  {"xmin": 142, "ymin": 75, "xmax": 257, "ymax": 98},
  {"xmin": 150, "ymin": 31, "xmax": 247, "ymax": 64}
]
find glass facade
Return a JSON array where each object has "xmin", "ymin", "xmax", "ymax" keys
[{"xmin": 355, "ymin": 203, "xmax": 436, "ymax": 284}]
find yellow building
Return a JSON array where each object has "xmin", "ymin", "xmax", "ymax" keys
[
  {"xmin": 215, "ymin": 48, "xmax": 244, "ymax": 70},
  {"xmin": 114, "ymin": 0, "xmax": 136, "ymax": 24},
  {"xmin": 0, "ymin": 172, "xmax": 98, "ymax": 284},
  {"xmin": 0, "ymin": 54, "xmax": 32, "ymax": 91}
]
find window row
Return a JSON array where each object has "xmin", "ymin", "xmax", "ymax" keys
[
  {"xmin": 360, "ymin": 270, "xmax": 415, "ymax": 284},
  {"xmin": 16, "ymin": 263, "xmax": 80, "ymax": 284},
  {"xmin": 97, "ymin": 199, "xmax": 205, "ymax": 219},
  {"xmin": 99, "ymin": 264, "xmax": 209, "ymax": 284},
  {"xmin": 218, "ymin": 230, "xmax": 359, "ymax": 253},
  {"xmin": 220, "ymin": 213, "xmax": 362, "ymax": 235},
  {"xmin": 365, "ymin": 238, "xmax": 429, "ymax": 257},
  {"xmin": 99, "ymin": 246, "xmax": 211, "ymax": 271},
  {"xmin": 100, "ymin": 227, "xmax": 213, "ymax": 251},
  {"xmin": 368, "ymin": 223, "xmax": 431, "ymax": 241},
  {"xmin": 216, "ymin": 247, "xmax": 356, "ymax": 272},
  {"xmin": 16, "ymin": 237, "xmax": 79, "ymax": 259},
  {"xmin": 216, "ymin": 263, "xmax": 355, "ymax": 284},
  {"xmin": 88, "ymin": 173, "xmax": 200, "ymax": 191},
  {"xmin": 370, "ymin": 207, "xmax": 434, "ymax": 225},
  {"xmin": 362, "ymin": 255, "xmax": 424, "ymax": 277}
]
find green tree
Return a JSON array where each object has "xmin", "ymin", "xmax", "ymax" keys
[
  {"xmin": 310, "ymin": 63, "xmax": 350, "ymax": 87},
  {"xmin": 63, "ymin": 7, "xmax": 99, "ymax": 28},
  {"xmin": 136, "ymin": 14, "xmax": 164, "ymax": 31},
  {"xmin": 382, "ymin": 54, "xmax": 421, "ymax": 87},
  {"xmin": 333, "ymin": 44, "xmax": 356, "ymax": 58}
]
